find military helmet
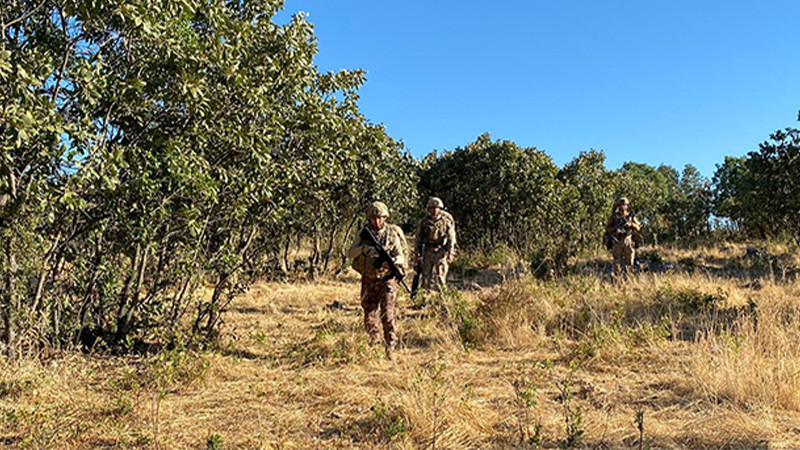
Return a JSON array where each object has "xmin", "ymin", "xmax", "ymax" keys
[
  {"xmin": 615, "ymin": 197, "xmax": 630, "ymax": 206},
  {"xmin": 367, "ymin": 201, "xmax": 389, "ymax": 218},
  {"xmin": 426, "ymin": 197, "xmax": 444, "ymax": 209}
]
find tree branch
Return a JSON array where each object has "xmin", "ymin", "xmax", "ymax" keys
[
  {"xmin": 2, "ymin": 0, "xmax": 49, "ymax": 40},
  {"xmin": 51, "ymin": 6, "xmax": 76, "ymax": 103}
]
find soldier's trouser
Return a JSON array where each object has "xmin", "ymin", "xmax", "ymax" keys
[
  {"xmin": 612, "ymin": 235, "xmax": 635, "ymax": 279},
  {"xmin": 360, "ymin": 278, "xmax": 397, "ymax": 348},
  {"xmin": 421, "ymin": 248, "xmax": 449, "ymax": 291}
]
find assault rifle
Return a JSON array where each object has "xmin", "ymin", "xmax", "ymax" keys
[
  {"xmin": 604, "ymin": 212, "xmax": 637, "ymax": 249},
  {"xmin": 359, "ymin": 227, "xmax": 412, "ymax": 294}
]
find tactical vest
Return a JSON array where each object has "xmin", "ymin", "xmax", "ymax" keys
[
  {"xmin": 422, "ymin": 217, "xmax": 448, "ymax": 250},
  {"xmin": 352, "ymin": 225, "xmax": 397, "ymax": 277}
]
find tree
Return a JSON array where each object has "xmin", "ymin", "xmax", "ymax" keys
[
  {"xmin": 420, "ymin": 134, "xmax": 571, "ymax": 273},
  {"xmin": 613, "ymin": 162, "xmax": 680, "ymax": 244},
  {"xmin": 712, "ymin": 156, "xmax": 749, "ymax": 231},
  {"xmin": 0, "ymin": 0, "xmax": 418, "ymax": 354},
  {"xmin": 558, "ymin": 150, "xmax": 614, "ymax": 248},
  {"xmin": 712, "ymin": 112, "xmax": 800, "ymax": 240}
]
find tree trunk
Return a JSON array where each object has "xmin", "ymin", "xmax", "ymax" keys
[
  {"xmin": 75, "ymin": 239, "xmax": 105, "ymax": 347},
  {"xmin": 322, "ymin": 223, "xmax": 339, "ymax": 272},
  {"xmin": 0, "ymin": 158, "xmax": 20, "ymax": 358},
  {"xmin": 32, "ymin": 230, "xmax": 63, "ymax": 313},
  {"xmin": 280, "ymin": 235, "xmax": 291, "ymax": 275},
  {"xmin": 197, "ymin": 226, "xmax": 258, "ymax": 343},
  {"xmin": 169, "ymin": 276, "xmax": 191, "ymax": 326},
  {"xmin": 293, "ymin": 231, "xmax": 302, "ymax": 267},
  {"xmin": 115, "ymin": 243, "xmax": 148, "ymax": 343},
  {"xmin": 2, "ymin": 233, "xmax": 19, "ymax": 360},
  {"xmin": 116, "ymin": 244, "xmax": 140, "ymax": 321},
  {"xmin": 309, "ymin": 226, "xmax": 321, "ymax": 279},
  {"xmin": 121, "ymin": 244, "xmax": 149, "ymax": 334},
  {"xmin": 195, "ymin": 275, "xmax": 227, "ymax": 340},
  {"xmin": 338, "ymin": 216, "xmax": 360, "ymax": 274}
]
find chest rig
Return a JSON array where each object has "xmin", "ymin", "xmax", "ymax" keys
[{"xmin": 423, "ymin": 217, "xmax": 447, "ymax": 249}]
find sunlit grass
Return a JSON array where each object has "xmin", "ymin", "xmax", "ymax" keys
[{"xmin": 1, "ymin": 244, "xmax": 799, "ymax": 448}]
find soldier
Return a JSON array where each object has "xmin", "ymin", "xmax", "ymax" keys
[
  {"xmin": 348, "ymin": 201, "xmax": 407, "ymax": 358},
  {"xmin": 414, "ymin": 197, "xmax": 457, "ymax": 292},
  {"xmin": 605, "ymin": 197, "xmax": 641, "ymax": 281}
]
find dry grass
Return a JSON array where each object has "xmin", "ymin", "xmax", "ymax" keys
[{"xmin": 2, "ymin": 244, "xmax": 800, "ymax": 448}]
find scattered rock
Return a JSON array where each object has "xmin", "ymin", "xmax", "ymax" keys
[{"xmin": 326, "ymin": 300, "xmax": 350, "ymax": 311}]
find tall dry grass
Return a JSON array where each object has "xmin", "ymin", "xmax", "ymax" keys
[
  {"xmin": 1, "ymin": 243, "xmax": 799, "ymax": 448},
  {"xmin": 690, "ymin": 281, "xmax": 800, "ymax": 412}
]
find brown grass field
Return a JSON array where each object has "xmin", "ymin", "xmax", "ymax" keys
[{"xmin": 2, "ymin": 243, "xmax": 800, "ymax": 449}]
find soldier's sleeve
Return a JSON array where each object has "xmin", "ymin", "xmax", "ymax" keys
[
  {"xmin": 347, "ymin": 228, "xmax": 368, "ymax": 260},
  {"xmin": 391, "ymin": 227, "xmax": 407, "ymax": 270},
  {"xmin": 445, "ymin": 216, "xmax": 456, "ymax": 254},
  {"xmin": 605, "ymin": 215, "xmax": 616, "ymax": 233}
]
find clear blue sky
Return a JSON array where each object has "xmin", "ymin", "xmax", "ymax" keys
[{"xmin": 275, "ymin": 1, "xmax": 800, "ymax": 177}]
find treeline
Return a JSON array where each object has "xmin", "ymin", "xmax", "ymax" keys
[
  {"xmin": 713, "ymin": 118, "xmax": 800, "ymax": 239},
  {"xmin": 1, "ymin": 0, "xmax": 799, "ymax": 357},
  {"xmin": 418, "ymin": 135, "xmax": 713, "ymax": 274},
  {"xmin": 0, "ymin": 0, "xmax": 416, "ymax": 356},
  {"xmin": 419, "ymin": 116, "xmax": 800, "ymax": 272}
]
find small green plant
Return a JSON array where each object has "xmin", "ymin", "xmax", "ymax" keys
[
  {"xmin": 0, "ymin": 378, "xmax": 35, "ymax": 400},
  {"xmin": 511, "ymin": 369, "xmax": 542, "ymax": 447},
  {"xmin": 371, "ymin": 398, "xmax": 408, "ymax": 444},
  {"xmin": 488, "ymin": 243, "xmax": 518, "ymax": 270},
  {"xmin": 152, "ymin": 390, "xmax": 166, "ymax": 450},
  {"xmin": 207, "ymin": 433, "xmax": 222, "ymax": 450},
  {"xmin": 430, "ymin": 288, "xmax": 482, "ymax": 350},
  {"xmin": 660, "ymin": 285, "xmax": 722, "ymax": 313},
  {"xmin": 147, "ymin": 347, "xmax": 210, "ymax": 390},
  {"xmin": 108, "ymin": 367, "xmax": 145, "ymax": 392},
  {"xmin": 425, "ymin": 360, "xmax": 447, "ymax": 450},
  {"xmin": 251, "ymin": 332, "xmax": 269, "ymax": 345},
  {"xmin": 635, "ymin": 409, "xmax": 645, "ymax": 450},
  {"xmin": 626, "ymin": 320, "xmax": 671, "ymax": 347},
  {"xmin": 556, "ymin": 371, "xmax": 584, "ymax": 449},
  {"xmin": 111, "ymin": 394, "xmax": 134, "ymax": 418}
]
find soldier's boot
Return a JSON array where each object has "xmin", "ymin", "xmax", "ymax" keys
[{"xmin": 384, "ymin": 341, "xmax": 396, "ymax": 360}]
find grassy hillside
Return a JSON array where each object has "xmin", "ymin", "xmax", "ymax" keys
[{"xmin": 1, "ymin": 243, "xmax": 799, "ymax": 448}]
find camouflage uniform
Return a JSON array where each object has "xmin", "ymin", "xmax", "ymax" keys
[
  {"xmin": 414, "ymin": 197, "xmax": 457, "ymax": 291},
  {"xmin": 605, "ymin": 197, "xmax": 640, "ymax": 280},
  {"xmin": 348, "ymin": 202, "xmax": 407, "ymax": 350}
]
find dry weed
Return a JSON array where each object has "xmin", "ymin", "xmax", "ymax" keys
[{"xmin": 1, "ymin": 249, "xmax": 800, "ymax": 448}]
